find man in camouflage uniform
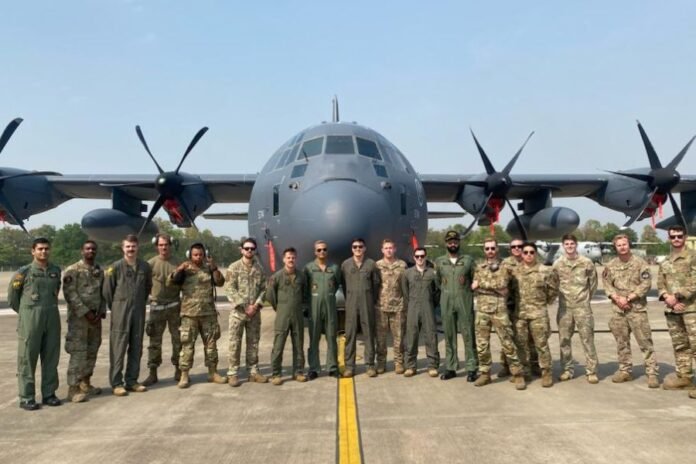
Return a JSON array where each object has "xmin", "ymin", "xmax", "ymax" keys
[
  {"xmin": 62, "ymin": 240, "xmax": 105, "ymax": 403},
  {"xmin": 375, "ymin": 239, "xmax": 407, "ymax": 374},
  {"xmin": 657, "ymin": 226, "xmax": 696, "ymax": 396},
  {"xmin": 402, "ymin": 248, "xmax": 440, "ymax": 378},
  {"xmin": 143, "ymin": 233, "xmax": 182, "ymax": 386},
  {"xmin": 103, "ymin": 234, "xmax": 152, "ymax": 396},
  {"xmin": 305, "ymin": 240, "xmax": 341, "ymax": 379},
  {"xmin": 514, "ymin": 242, "xmax": 558, "ymax": 388},
  {"xmin": 552, "ymin": 234, "xmax": 599, "ymax": 384},
  {"xmin": 602, "ymin": 234, "xmax": 659, "ymax": 388},
  {"xmin": 471, "ymin": 238, "xmax": 526, "ymax": 390},
  {"xmin": 8, "ymin": 237, "xmax": 63, "ymax": 410},
  {"xmin": 224, "ymin": 238, "xmax": 268, "ymax": 387},
  {"xmin": 341, "ymin": 238, "xmax": 381, "ymax": 378},
  {"xmin": 435, "ymin": 230, "xmax": 478, "ymax": 381},
  {"xmin": 170, "ymin": 243, "xmax": 226, "ymax": 388},
  {"xmin": 266, "ymin": 247, "xmax": 310, "ymax": 385}
]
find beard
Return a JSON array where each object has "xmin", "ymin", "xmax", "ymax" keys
[{"xmin": 447, "ymin": 244, "xmax": 460, "ymax": 254}]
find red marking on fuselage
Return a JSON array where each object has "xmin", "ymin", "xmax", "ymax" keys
[{"xmin": 163, "ymin": 199, "xmax": 185, "ymax": 224}]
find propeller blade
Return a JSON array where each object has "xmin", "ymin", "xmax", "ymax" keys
[
  {"xmin": 502, "ymin": 131, "xmax": 534, "ymax": 175},
  {"xmin": 135, "ymin": 125, "xmax": 164, "ymax": 174},
  {"xmin": 636, "ymin": 121, "xmax": 662, "ymax": 169},
  {"xmin": 0, "ymin": 118, "xmax": 23, "ymax": 156},
  {"xmin": 0, "ymin": 189, "xmax": 29, "ymax": 235},
  {"xmin": 621, "ymin": 187, "xmax": 658, "ymax": 229},
  {"xmin": 666, "ymin": 135, "xmax": 696, "ymax": 170},
  {"xmin": 460, "ymin": 193, "xmax": 493, "ymax": 238},
  {"xmin": 505, "ymin": 197, "xmax": 528, "ymax": 241},
  {"xmin": 0, "ymin": 171, "xmax": 60, "ymax": 182},
  {"xmin": 604, "ymin": 170, "xmax": 653, "ymax": 183},
  {"xmin": 138, "ymin": 195, "xmax": 165, "ymax": 237},
  {"xmin": 668, "ymin": 191, "xmax": 688, "ymax": 232},
  {"xmin": 470, "ymin": 129, "xmax": 496, "ymax": 175},
  {"xmin": 175, "ymin": 127, "xmax": 209, "ymax": 174}
]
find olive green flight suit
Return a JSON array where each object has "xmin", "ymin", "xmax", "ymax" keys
[
  {"xmin": 8, "ymin": 261, "xmax": 62, "ymax": 403},
  {"xmin": 402, "ymin": 266, "xmax": 440, "ymax": 370},
  {"xmin": 266, "ymin": 269, "xmax": 310, "ymax": 376},
  {"xmin": 434, "ymin": 254, "xmax": 478, "ymax": 372},
  {"xmin": 304, "ymin": 261, "xmax": 341, "ymax": 373},
  {"xmin": 102, "ymin": 259, "xmax": 152, "ymax": 388}
]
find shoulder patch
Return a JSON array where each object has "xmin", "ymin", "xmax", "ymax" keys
[
  {"xmin": 12, "ymin": 280, "xmax": 22, "ymax": 289},
  {"xmin": 106, "ymin": 267, "xmax": 114, "ymax": 276},
  {"xmin": 641, "ymin": 270, "xmax": 651, "ymax": 280}
]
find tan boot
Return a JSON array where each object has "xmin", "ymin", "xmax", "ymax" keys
[
  {"xmin": 662, "ymin": 372, "xmax": 694, "ymax": 390},
  {"xmin": 514, "ymin": 375, "xmax": 526, "ymax": 391},
  {"xmin": 79, "ymin": 378, "xmax": 102, "ymax": 396},
  {"xmin": 428, "ymin": 368, "xmax": 439, "ymax": 378},
  {"xmin": 142, "ymin": 368, "xmax": 158, "ymax": 387},
  {"xmin": 112, "ymin": 386, "xmax": 128, "ymax": 396},
  {"xmin": 366, "ymin": 367, "xmax": 377, "ymax": 378},
  {"xmin": 228, "ymin": 375, "xmax": 241, "ymax": 387},
  {"xmin": 125, "ymin": 383, "xmax": 147, "ymax": 392},
  {"xmin": 174, "ymin": 367, "xmax": 182, "ymax": 382},
  {"xmin": 207, "ymin": 366, "xmax": 228, "ymax": 384},
  {"xmin": 68, "ymin": 385, "xmax": 87, "ymax": 403},
  {"xmin": 689, "ymin": 390, "xmax": 696, "ymax": 399},
  {"xmin": 474, "ymin": 373, "xmax": 491, "ymax": 387},
  {"xmin": 178, "ymin": 371, "xmax": 190, "ymax": 389},
  {"xmin": 395, "ymin": 363, "xmax": 405, "ymax": 375},
  {"xmin": 249, "ymin": 372, "xmax": 268, "ymax": 383},
  {"xmin": 294, "ymin": 373, "xmax": 308, "ymax": 382},
  {"xmin": 587, "ymin": 374, "xmax": 599, "ymax": 384},
  {"xmin": 403, "ymin": 368, "xmax": 416, "ymax": 378},
  {"xmin": 271, "ymin": 376, "xmax": 283, "ymax": 386},
  {"xmin": 541, "ymin": 369, "xmax": 553, "ymax": 388},
  {"xmin": 559, "ymin": 371, "xmax": 573, "ymax": 382},
  {"xmin": 376, "ymin": 364, "xmax": 386, "ymax": 375},
  {"xmin": 612, "ymin": 371, "xmax": 633, "ymax": 383},
  {"xmin": 647, "ymin": 375, "xmax": 660, "ymax": 389}
]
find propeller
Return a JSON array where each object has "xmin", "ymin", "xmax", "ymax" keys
[
  {"xmin": 608, "ymin": 121, "xmax": 695, "ymax": 230},
  {"xmin": 459, "ymin": 130, "xmax": 535, "ymax": 240},
  {"xmin": 0, "ymin": 118, "xmax": 60, "ymax": 235},
  {"xmin": 127, "ymin": 125, "xmax": 208, "ymax": 236}
]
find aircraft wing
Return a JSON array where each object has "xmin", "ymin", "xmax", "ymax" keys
[{"xmin": 46, "ymin": 173, "xmax": 257, "ymax": 203}]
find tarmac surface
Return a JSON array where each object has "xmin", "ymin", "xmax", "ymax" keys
[{"xmin": 1, "ymin": 271, "xmax": 695, "ymax": 463}]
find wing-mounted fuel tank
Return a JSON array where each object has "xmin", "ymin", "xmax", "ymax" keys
[
  {"xmin": 505, "ymin": 190, "xmax": 579, "ymax": 240},
  {"xmin": 81, "ymin": 189, "xmax": 157, "ymax": 241}
]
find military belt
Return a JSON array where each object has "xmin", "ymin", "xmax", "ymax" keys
[{"xmin": 150, "ymin": 301, "xmax": 179, "ymax": 311}]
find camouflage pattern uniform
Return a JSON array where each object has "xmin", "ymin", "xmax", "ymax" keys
[
  {"xmin": 434, "ymin": 254, "xmax": 478, "ymax": 373},
  {"xmin": 514, "ymin": 262, "xmax": 558, "ymax": 373},
  {"xmin": 266, "ymin": 269, "xmax": 310, "ymax": 376},
  {"xmin": 169, "ymin": 264, "xmax": 225, "ymax": 371},
  {"xmin": 375, "ymin": 259, "xmax": 407, "ymax": 370},
  {"xmin": 553, "ymin": 254, "xmax": 599, "ymax": 376},
  {"xmin": 657, "ymin": 248, "xmax": 696, "ymax": 379},
  {"xmin": 402, "ymin": 266, "xmax": 440, "ymax": 370},
  {"xmin": 500, "ymin": 256, "xmax": 537, "ymax": 371},
  {"xmin": 304, "ymin": 261, "xmax": 341, "ymax": 374},
  {"xmin": 224, "ymin": 258, "xmax": 266, "ymax": 377},
  {"xmin": 146, "ymin": 256, "xmax": 181, "ymax": 370},
  {"xmin": 103, "ymin": 259, "xmax": 152, "ymax": 388},
  {"xmin": 8, "ymin": 262, "xmax": 62, "ymax": 403},
  {"xmin": 341, "ymin": 258, "xmax": 381, "ymax": 371},
  {"xmin": 602, "ymin": 255, "xmax": 658, "ymax": 376},
  {"xmin": 473, "ymin": 259, "xmax": 523, "ymax": 375},
  {"xmin": 63, "ymin": 260, "xmax": 105, "ymax": 389}
]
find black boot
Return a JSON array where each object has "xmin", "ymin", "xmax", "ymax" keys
[
  {"xmin": 440, "ymin": 370, "xmax": 457, "ymax": 380},
  {"xmin": 466, "ymin": 370, "xmax": 479, "ymax": 382}
]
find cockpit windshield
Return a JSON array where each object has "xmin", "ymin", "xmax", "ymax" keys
[
  {"xmin": 297, "ymin": 137, "xmax": 324, "ymax": 160},
  {"xmin": 325, "ymin": 135, "xmax": 355, "ymax": 155}
]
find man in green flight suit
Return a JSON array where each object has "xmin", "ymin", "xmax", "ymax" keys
[
  {"xmin": 103, "ymin": 234, "xmax": 153, "ymax": 396},
  {"xmin": 8, "ymin": 237, "xmax": 63, "ymax": 410},
  {"xmin": 435, "ymin": 230, "xmax": 478, "ymax": 381},
  {"xmin": 305, "ymin": 240, "xmax": 341, "ymax": 379}
]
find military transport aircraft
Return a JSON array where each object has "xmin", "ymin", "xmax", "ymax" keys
[{"xmin": 0, "ymin": 99, "xmax": 694, "ymax": 270}]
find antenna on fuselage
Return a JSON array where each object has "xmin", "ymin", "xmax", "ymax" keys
[{"xmin": 332, "ymin": 95, "xmax": 340, "ymax": 123}]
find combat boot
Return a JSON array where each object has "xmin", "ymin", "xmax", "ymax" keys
[
  {"xmin": 514, "ymin": 375, "xmax": 526, "ymax": 391},
  {"xmin": 67, "ymin": 385, "xmax": 87, "ymax": 403},
  {"xmin": 428, "ymin": 368, "xmax": 439, "ymax": 378},
  {"xmin": 689, "ymin": 390, "xmax": 696, "ymax": 399},
  {"xmin": 207, "ymin": 366, "xmax": 228, "ymax": 384},
  {"xmin": 249, "ymin": 372, "xmax": 268, "ymax": 383},
  {"xmin": 587, "ymin": 374, "xmax": 599, "ymax": 385},
  {"xmin": 178, "ymin": 371, "xmax": 190, "ymax": 389},
  {"xmin": 612, "ymin": 371, "xmax": 633, "ymax": 383},
  {"xmin": 647, "ymin": 375, "xmax": 660, "ymax": 389},
  {"xmin": 174, "ymin": 367, "xmax": 182, "ymax": 382},
  {"xmin": 271, "ymin": 376, "xmax": 283, "ymax": 386},
  {"xmin": 366, "ymin": 367, "xmax": 378, "ymax": 378},
  {"xmin": 403, "ymin": 368, "xmax": 416, "ymax": 377},
  {"xmin": 228, "ymin": 375, "xmax": 241, "ymax": 388},
  {"xmin": 142, "ymin": 368, "xmax": 158, "ymax": 387},
  {"xmin": 376, "ymin": 364, "xmax": 386, "ymax": 375},
  {"xmin": 113, "ymin": 386, "xmax": 128, "ymax": 396},
  {"xmin": 474, "ymin": 373, "xmax": 491, "ymax": 387},
  {"xmin": 394, "ymin": 363, "xmax": 405, "ymax": 375},
  {"xmin": 559, "ymin": 371, "xmax": 573, "ymax": 382},
  {"xmin": 79, "ymin": 377, "xmax": 102, "ymax": 396},
  {"xmin": 662, "ymin": 372, "xmax": 694, "ymax": 390},
  {"xmin": 541, "ymin": 369, "xmax": 553, "ymax": 388},
  {"xmin": 343, "ymin": 369, "xmax": 354, "ymax": 378}
]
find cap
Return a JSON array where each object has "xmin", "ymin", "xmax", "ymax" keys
[{"xmin": 444, "ymin": 230, "xmax": 460, "ymax": 242}]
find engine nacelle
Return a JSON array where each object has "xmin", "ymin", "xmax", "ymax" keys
[
  {"xmin": 592, "ymin": 175, "xmax": 651, "ymax": 213},
  {"xmin": 82, "ymin": 209, "xmax": 158, "ymax": 242},
  {"xmin": 506, "ymin": 206, "xmax": 579, "ymax": 240},
  {"xmin": 456, "ymin": 185, "xmax": 489, "ymax": 214}
]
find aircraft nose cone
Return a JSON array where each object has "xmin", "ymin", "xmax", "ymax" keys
[{"xmin": 286, "ymin": 180, "xmax": 391, "ymax": 262}]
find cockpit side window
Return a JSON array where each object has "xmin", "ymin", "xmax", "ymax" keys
[
  {"xmin": 356, "ymin": 137, "xmax": 382, "ymax": 160},
  {"xmin": 291, "ymin": 164, "xmax": 308, "ymax": 178},
  {"xmin": 325, "ymin": 135, "xmax": 355, "ymax": 155},
  {"xmin": 297, "ymin": 137, "xmax": 324, "ymax": 160},
  {"xmin": 275, "ymin": 149, "xmax": 292, "ymax": 169}
]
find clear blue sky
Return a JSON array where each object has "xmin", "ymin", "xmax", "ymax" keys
[{"xmin": 2, "ymin": 1, "xmax": 695, "ymax": 239}]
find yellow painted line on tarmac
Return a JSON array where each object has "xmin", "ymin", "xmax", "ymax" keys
[{"xmin": 336, "ymin": 334, "xmax": 363, "ymax": 464}]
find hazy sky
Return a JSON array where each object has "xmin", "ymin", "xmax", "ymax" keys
[{"xmin": 2, "ymin": 1, "xmax": 695, "ymax": 240}]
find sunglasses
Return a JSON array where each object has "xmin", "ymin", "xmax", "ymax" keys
[
  {"xmin": 242, "ymin": 247, "xmax": 256, "ymax": 251},
  {"xmin": 352, "ymin": 245, "xmax": 364, "ymax": 249},
  {"xmin": 315, "ymin": 248, "xmax": 327, "ymax": 253},
  {"xmin": 510, "ymin": 245, "xmax": 523, "ymax": 249},
  {"xmin": 484, "ymin": 247, "xmax": 496, "ymax": 251},
  {"xmin": 669, "ymin": 234, "xmax": 684, "ymax": 240},
  {"xmin": 523, "ymin": 250, "xmax": 536, "ymax": 255},
  {"xmin": 414, "ymin": 254, "xmax": 426, "ymax": 259}
]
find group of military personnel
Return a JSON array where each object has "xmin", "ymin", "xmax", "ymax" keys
[{"xmin": 8, "ymin": 225, "xmax": 696, "ymax": 410}]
